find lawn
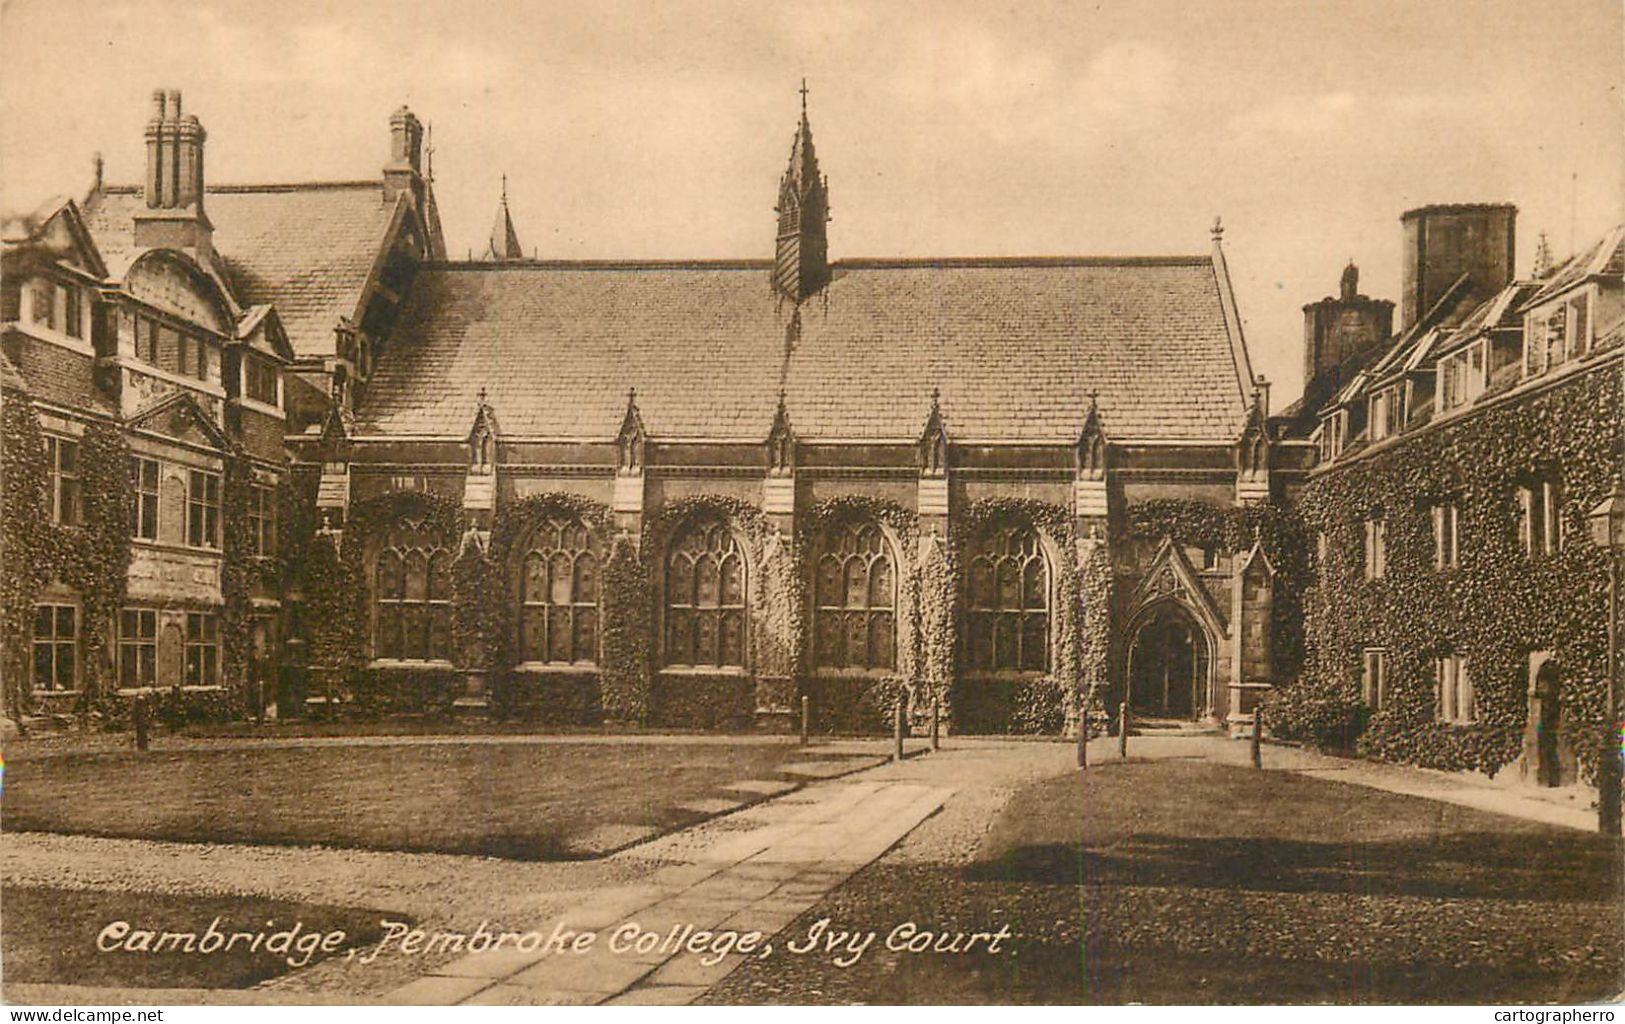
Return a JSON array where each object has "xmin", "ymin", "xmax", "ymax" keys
[
  {"xmin": 1, "ymin": 887, "xmax": 397, "ymax": 989},
  {"xmin": 703, "ymin": 760, "xmax": 1625, "ymax": 1005},
  {"xmin": 3, "ymin": 740, "xmax": 851, "ymax": 860}
]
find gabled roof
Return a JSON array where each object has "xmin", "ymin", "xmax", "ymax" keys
[
  {"xmin": 83, "ymin": 182, "xmax": 403, "ymax": 359},
  {"xmin": 1522, "ymin": 225, "xmax": 1625, "ymax": 308},
  {"xmin": 356, "ymin": 255, "xmax": 1254, "ymax": 444},
  {"xmin": 2, "ymin": 196, "xmax": 109, "ymax": 279}
]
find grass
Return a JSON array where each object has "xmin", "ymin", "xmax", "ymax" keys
[
  {"xmin": 703, "ymin": 760, "xmax": 1625, "ymax": 1005},
  {"xmin": 1, "ymin": 887, "xmax": 397, "ymax": 989},
  {"xmin": 3, "ymin": 740, "xmax": 856, "ymax": 859}
]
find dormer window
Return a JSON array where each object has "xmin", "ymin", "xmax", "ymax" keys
[
  {"xmin": 244, "ymin": 354, "xmax": 279, "ymax": 407},
  {"xmin": 1369, "ymin": 386, "xmax": 1406, "ymax": 441},
  {"xmin": 29, "ymin": 279, "xmax": 55, "ymax": 330},
  {"xmin": 1319, "ymin": 409, "xmax": 1347, "ymax": 462},
  {"xmin": 1438, "ymin": 341, "xmax": 1486, "ymax": 413},
  {"xmin": 63, "ymin": 284, "xmax": 83, "ymax": 339}
]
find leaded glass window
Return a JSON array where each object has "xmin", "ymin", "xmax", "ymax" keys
[
  {"xmin": 813, "ymin": 520, "xmax": 896, "ymax": 672},
  {"xmin": 519, "ymin": 517, "xmax": 600, "ymax": 664},
  {"xmin": 965, "ymin": 523, "xmax": 1049, "ymax": 673},
  {"xmin": 665, "ymin": 519, "xmax": 746, "ymax": 668},
  {"xmin": 374, "ymin": 520, "xmax": 453, "ymax": 661}
]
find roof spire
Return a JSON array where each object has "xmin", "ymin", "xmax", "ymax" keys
[
  {"xmin": 483, "ymin": 175, "xmax": 524, "ymax": 261},
  {"xmin": 773, "ymin": 82, "xmax": 831, "ymax": 303},
  {"xmin": 1533, "ymin": 230, "xmax": 1554, "ymax": 278}
]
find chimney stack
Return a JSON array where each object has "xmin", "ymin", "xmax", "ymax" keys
[
  {"xmin": 134, "ymin": 88, "xmax": 212, "ymax": 257},
  {"xmin": 383, "ymin": 106, "xmax": 424, "ymax": 206}
]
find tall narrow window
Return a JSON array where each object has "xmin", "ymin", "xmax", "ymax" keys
[
  {"xmin": 44, "ymin": 435, "xmax": 79, "ymax": 525},
  {"xmin": 814, "ymin": 520, "xmax": 897, "ymax": 672},
  {"xmin": 63, "ymin": 284, "xmax": 83, "ymax": 339},
  {"xmin": 135, "ymin": 315, "xmax": 160, "ymax": 363},
  {"xmin": 30, "ymin": 279, "xmax": 55, "ymax": 329},
  {"xmin": 248, "ymin": 483, "xmax": 276, "ymax": 557},
  {"xmin": 1436, "ymin": 653, "xmax": 1474, "ymax": 724},
  {"xmin": 664, "ymin": 519, "xmax": 746, "ymax": 668},
  {"xmin": 119, "ymin": 608, "xmax": 157, "ymax": 687},
  {"xmin": 1363, "ymin": 516, "xmax": 1386, "ymax": 580},
  {"xmin": 1518, "ymin": 474, "xmax": 1562, "ymax": 557},
  {"xmin": 33, "ymin": 604, "xmax": 77, "ymax": 691},
  {"xmin": 519, "ymin": 517, "xmax": 601, "ymax": 665},
  {"xmin": 245, "ymin": 355, "xmax": 279, "ymax": 405},
  {"xmin": 186, "ymin": 470, "xmax": 220, "ymax": 548},
  {"xmin": 373, "ymin": 520, "xmax": 453, "ymax": 661},
  {"xmin": 1432, "ymin": 500, "xmax": 1459, "ymax": 570},
  {"xmin": 1569, "ymin": 293, "xmax": 1590, "ymax": 359},
  {"xmin": 131, "ymin": 457, "xmax": 159, "ymax": 540},
  {"xmin": 1545, "ymin": 307, "xmax": 1567, "ymax": 369},
  {"xmin": 966, "ymin": 523, "xmax": 1050, "ymax": 673},
  {"xmin": 1361, "ymin": 647, "xmax": 1386, "ymax": 710},
  {"xmin": 185, "ymin": 612, "xmax": 220, "ymax": 686}
]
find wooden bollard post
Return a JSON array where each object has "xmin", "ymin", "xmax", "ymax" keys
[
  {"xmin": 894, "ymin": 696, "xmax": 905, "ymax": 762},
  {"xmin": 133, "ymin": 695, "xmax": 150, "ymax": 752},
  {"xmin": 1251, "ymin": 704, "xmax": 1263, "ymax": 769},
  {"xmin": 930, "ymin": 694, "xmax": 940, "ymax": 751},
  {"xmin": 1118, "ymin": 701, "xmax": 1130, "ymax": 760},
  {"xmin": 800, "ymin": 695, "xmax": 810, "ymax": 747}
]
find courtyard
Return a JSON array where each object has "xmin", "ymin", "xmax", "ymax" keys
[{"xmin": 1, "ymin": 732, "xmax": 1620, "ymax": 1004}]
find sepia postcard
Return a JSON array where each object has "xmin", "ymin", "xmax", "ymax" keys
[{"xmin": 1, "ymin": 0, "xmax": 1621, "ymax": 1011}]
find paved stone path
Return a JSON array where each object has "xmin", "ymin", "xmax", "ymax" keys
[{"xmin": 382, "ymin": 777, "xmax": 952, "ymax": 1006}]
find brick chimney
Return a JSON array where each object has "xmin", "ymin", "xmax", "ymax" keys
[
  {"xmin": 1399, "ymin": 203, "xmax": 1516, "ymax": 331},
  {"xmin": 382, "ymin": 106, "xmax": 424, "ymax": 207},
  {"xmin": 134, "ymin": 89, "xmax": 213, "ymax": 257}
]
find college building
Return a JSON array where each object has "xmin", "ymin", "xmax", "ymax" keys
[
  {"xmin": 2, "ymin": 87, "xmax": 1297, "ymax": 735},
  {"xmin": 4, "ymin": 88, "xmax": 1617, "ymax": 777}
]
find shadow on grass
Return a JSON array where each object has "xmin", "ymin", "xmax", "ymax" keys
[{"xmin": 966, "ymin": 831, "xmax": 1624, "ymax": 902}]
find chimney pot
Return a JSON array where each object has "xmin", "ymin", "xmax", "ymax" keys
[
  {"xmin": 150, "ymin": 89, "xmax": 167, "ymax": 120},
  {"xmin": 167, "ymin": 90, "xmax": 181, "ymax": 121}
]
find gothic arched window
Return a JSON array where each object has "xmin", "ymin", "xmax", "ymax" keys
[
  {"xmin": 374, "ymin": 520, "xmax": 453, "ymax": 661},
  {"xmin": 965, "ymin": 523, "xmax": 1049, "ymax": 673},
  {"xmin": 665, "ymin": 519, "xmax": 746, "ymax": 668},
  {"xmin": 519, "ymin": 517, "xmax": 601, "ymax": 664},
  {"xmin": 814, "ymin": 520, "xmax": 896, "ymax": 672}
]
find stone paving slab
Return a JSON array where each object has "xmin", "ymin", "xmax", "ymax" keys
[
  {"xmin": 602, "ymin": 984, "xmax": 710, "ymax": 1006},
  {"xmin": 383, "ymin": 774, "xmax": 952, "ymax": 1006}
]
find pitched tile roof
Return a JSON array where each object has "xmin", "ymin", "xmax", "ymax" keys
[
  {"xmin": 356, "ymin": 257, "xmax": 1252, "ymax": 444},
  {"xmin": 83, "ymin": 183, "xmax": 400, "ymax": 360}
]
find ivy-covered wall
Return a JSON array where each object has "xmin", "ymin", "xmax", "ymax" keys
[
  {"xmin": 1, "ymin": 386, "xmax": 133, "ymax": 724},
  {"xmin": 1282, "ymin": 362, "xmax": 1622, "ymax": 779}
]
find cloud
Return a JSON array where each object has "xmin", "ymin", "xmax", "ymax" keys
[{"xmin": 1228, "ymin": 91, "xmax": 1359, "ymax": 140}]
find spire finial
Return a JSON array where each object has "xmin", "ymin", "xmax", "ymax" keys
[
  {"xmin": 799, "ymin": 78, "xmax": 809, "ymax": 115},
  {"xmin": 477, "ymin": 385, "xmax": 487, "ymax": 406},
  {"xmin": 500, "ymin": 173, "xmax": 508, "ymax": 204},
  {"xmin": 1211, "ymin": 215, "xmax": 1224, "ymax": 243}
]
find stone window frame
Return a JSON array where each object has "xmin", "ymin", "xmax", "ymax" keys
[
  {"xmin": 372, "ymin": 518, "xmax": 455, "ymax": 664},
  {"xmin": 184, "ymin": 611, "xmax": 220, "ymax": 686},
  {"xmin": 130, "ymin": 456, "xmax": 160, "ymax": 540},
  {"xmin": 185, "ymin": 468, "xmax": 221, "ymax": 549},
  {"xmin": 662, "ymin": 516, "xmax": 749, "ymax": 671},
  {"xmin": 1435, "ymin": 652, "xmax": 1474, "ymax": 724},
  {"xmin": 1517, "ymin": 470, "xmax": 1563, "ymax": 559},
  {"xmin": 43, "ymin": 433, "xmax": 80, "ymax": 526},
  {"xmin": 963, "ymin": 520, "xmax": 1053, "ymax": 676},
  {"xmin": 1360, "ymin": 646, "xmax": 1386, "ymax": 710},
  {"xmin": 118, "ymin": 608, "xmax": 158, "ymax": 688},
  {"xmin": 248, "ymin": 481, "xmax": 276, "ymax": 558},
  {"xmin": 811, "ymin": 518, "xmax": 899, "ymax": 675},
  {"xmin": 517, "ymin": 515, "xmax": 603, "ymax": 668},
  {"xmin": 33, "ymin": 603, "xmax": 78, "ymax": 692}
]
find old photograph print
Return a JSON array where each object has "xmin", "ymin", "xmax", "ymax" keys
[{"xmin": 1, "ymin": 0, "xmax": 1622, "ymax": 1008}]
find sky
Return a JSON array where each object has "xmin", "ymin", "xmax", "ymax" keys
[{"xmin": 2, "ymin": 0, "xmax": 1620, "ymax": 406}]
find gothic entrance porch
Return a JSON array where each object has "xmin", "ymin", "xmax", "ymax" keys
[{"xmin": 1127, "ymin": 605, "xmax": 1210, "ymax": 720}]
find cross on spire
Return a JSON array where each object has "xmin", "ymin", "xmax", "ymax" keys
[{"xmin": 799, "ymin": 78, "xmax": 809, "ymax": 114}]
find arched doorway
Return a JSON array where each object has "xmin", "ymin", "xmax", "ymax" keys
[{"xmin": 1127, "ymin": 605, "xmax": 1209, "ymax": 720}]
